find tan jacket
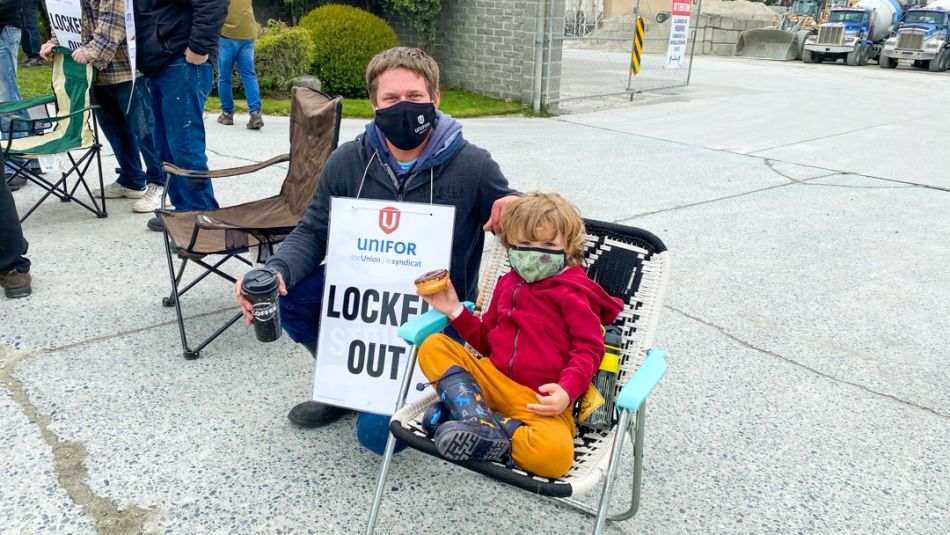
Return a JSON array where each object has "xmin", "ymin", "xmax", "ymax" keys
[{"xmin": 221, "ymin": 0, "xmax": 257, "ymax": 40}]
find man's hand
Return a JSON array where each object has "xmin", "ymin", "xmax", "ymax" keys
[
  {"xmin": 184, "ymin": 47, "xmax": 209, "ymax": 65},
  {"xmin": 420, "ymin": 276, "xmax": 462, "ymax": 318},
  {"xmin": 40, "ymin": 42, "xmax": 56, "ymax": 61},
  {"xmin": 235, "ymin": 271, "xmax": 287, "ymax": 325},
  {"xmin": 71, "ymin": 47, "xmax": 91, "ymax": 64},
  {"xmin": 483, "ymin": 194, "xmax": 519, "ymax": 234},
  {"xmin": 526, "ymin": 383, "xmax": 570, "ymax": 416}
]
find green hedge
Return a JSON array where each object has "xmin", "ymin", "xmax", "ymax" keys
[
  {"xmin": 299, "ymin": 5, "xmax": 399, "ymax": 98},
  {"xmin": 255, "ymin": 20, "xmax": 315, "ymax": 92}
]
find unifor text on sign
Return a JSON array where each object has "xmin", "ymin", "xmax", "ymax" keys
[
  {"xmin": 313, "ymin": 198, "xmax": 455, "ymax": 415},
  {"xmin": 45, "ymin": 0, "xmax": 83, "ymax": 51},
  {"xmin": 664, "ymin": 1, "xmax": 692, "ymax": 69}
]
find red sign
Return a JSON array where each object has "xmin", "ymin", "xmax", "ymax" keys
[
  {"xmin": 672, "ymin": 2, "xmax": 690, "ymax": 16},
  {"xmin": 378, "ymin": 206, "xmax": 401, "ymax": 235}
]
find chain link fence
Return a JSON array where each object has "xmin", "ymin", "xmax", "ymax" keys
[{"xmin": 543, "ymin": 0, "xmax": 702, "ymax": 107}]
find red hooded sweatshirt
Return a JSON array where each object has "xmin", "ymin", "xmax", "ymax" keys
[{"xmin": 450, "ymin": 265, "xmax": 625, "ymax": 403}]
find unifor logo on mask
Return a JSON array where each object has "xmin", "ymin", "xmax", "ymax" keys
[
  {"xmin": 417, "ymin": 115, "xmax": 425, "ymax": 124},
  {"xmin": 378, "ymin": 206, "xmax": 401, "ymax": 235}
]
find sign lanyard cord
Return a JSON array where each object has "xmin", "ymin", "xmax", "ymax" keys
[
  {"xmin": 356, "ymin": 151, "xmax": 377, "ymax": 199},
  {"xmin": 356, "ymin": 150, "xmax": 434, "ymax": 205}
]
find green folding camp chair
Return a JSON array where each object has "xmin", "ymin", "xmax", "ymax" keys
[
  {"xmin": 366, "ymin": 220, "xmax": 671, "ymax": 534},
  {"xmin": 0, "ymin": 47, "xmax": 105, "ymax": 222}
]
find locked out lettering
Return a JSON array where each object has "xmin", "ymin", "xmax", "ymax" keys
[
  {"xmin": 347, "ymin": 341, "xmax": 407, "ymax": 380},
  {"xmin": 325, "ymin": 285, "xmax": 430, "ymax": 326}
]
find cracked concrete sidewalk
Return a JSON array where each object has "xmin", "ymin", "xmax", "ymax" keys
[{"xmin": 2, "ymin": 56, "xmax": 948, "ymax": 534}]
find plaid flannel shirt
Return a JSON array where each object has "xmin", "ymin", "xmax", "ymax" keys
[{"xmin": 52, "ymin": 0, "xmax": 135, "ymax": 85}]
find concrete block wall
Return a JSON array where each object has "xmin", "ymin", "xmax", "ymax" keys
[
  {"xmin": 695, "ymin": 13, "xmax": 774, "ymax": 56},
  {"xmin": 384, "ymin": 0, "xmax": 548, "ymax": 105}
]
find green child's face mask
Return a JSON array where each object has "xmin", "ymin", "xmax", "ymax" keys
[{"xmin": 508, "ymin": 245, "xmax": 566, "ymax": 283}]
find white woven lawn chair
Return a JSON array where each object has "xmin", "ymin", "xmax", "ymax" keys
[{"xmin": 366, "ymin": 220, "xmax": 670, "ymax": 534}]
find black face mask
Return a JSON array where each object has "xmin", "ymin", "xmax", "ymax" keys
[{"xmin": 374, "ymin": 101, "xmax": 437, "ymax": 151}]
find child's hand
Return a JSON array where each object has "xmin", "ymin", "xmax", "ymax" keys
[
  {"xmin": 527, "ymin": 383, "xmax": 570, "ymax": 416},
  {"xmin": 420, "ymin": 277, "xmax": 462, "ymax": 318}
]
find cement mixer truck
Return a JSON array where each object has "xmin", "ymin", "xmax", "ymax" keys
[
  {"xmin": 802, "ymin": 0, "xmax": 903, "ymax": 65},
  {"xmin": 879, "ymin": 0, "xmax": 950, "ymax": 71}
]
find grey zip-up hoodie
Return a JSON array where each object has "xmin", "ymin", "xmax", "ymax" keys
[{"xmin": 266, "ymin": 114, "xmax": 516, "ymax": 302}]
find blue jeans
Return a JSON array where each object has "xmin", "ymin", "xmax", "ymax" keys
[
  {"xmin": 148, "ymin": 58, "xmax": 218, "ymax": 211},
  {"xmin": 19, "ymin": 3, "xmax": 41, "ymax": 59},
  {"xmin": 0, "ymin": 27, "xmax": 29, "ymax": 175},
  {"xmin": 217, "ymin": 38, "xmax": 261, "ymax": 114},
  {"xmin": 93, "ymin": 79, "xmax": 162, "ymax": 190},
  {"xmin": 280, "ymin": 266, "xmax": 407, "ymax": 455}
]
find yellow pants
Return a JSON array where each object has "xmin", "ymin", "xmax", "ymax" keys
[{"xmin": 418, "ymin": 333, "xmax": 576, "ymax": 478}]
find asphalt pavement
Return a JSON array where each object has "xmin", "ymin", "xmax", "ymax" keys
[{"xmin": 2, "ymin": 56, "xmax": 948, "ymax": 534}]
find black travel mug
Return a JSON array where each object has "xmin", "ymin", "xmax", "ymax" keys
[{"xmin": 241, "ymin": 268, "xmax": 282, "ymax": 343}]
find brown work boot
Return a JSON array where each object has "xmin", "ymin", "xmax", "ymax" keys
[
  {"xmin": 217, "ymin": 112, "xmax": 234, "ymax": 125},
  {"xmin": 0, "ymin": 270, "xmax": 32, "ymax": 298},
  {"xmin": 247, "ymin": 112, "xmax": 264, "ymax": 130}
]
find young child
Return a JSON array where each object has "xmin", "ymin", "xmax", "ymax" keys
[{"xmin": 417, "ymin": 192, "xmax": 624, "ymax": 478}]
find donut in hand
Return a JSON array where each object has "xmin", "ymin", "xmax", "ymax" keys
[{"xmin": 414, "ymin": 269, "xmax": 449, "ymax": 295}]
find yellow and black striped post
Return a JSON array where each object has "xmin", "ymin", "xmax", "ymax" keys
[{"xmin": 630, "ymin": 16, "xmax": 645, "ymax": 76}]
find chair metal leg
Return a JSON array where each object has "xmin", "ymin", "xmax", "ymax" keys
[
  {"xmin": 163, "ymin": 258, "xmax": 189, "ymax": 307},
  {"xmin": 593, "ymin": 409, "xmax": 633, "ymax": 534},
  {"xmin": 366, "ymin": 345, "xmax": 420, "ymax": 534},
  {"xmin": 550, "ymin": 404, "xmax": 647, "ymax": 532},
  {"xmin": 161, "ymin": 222, "xmax": 197, "ymax": 359},
  {"xmin": 92, "ymin": 114, "xmax": 106, "ymax": 216}
]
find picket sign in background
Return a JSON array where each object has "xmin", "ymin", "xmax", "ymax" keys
[
  {"xmin": 45, "ymin": 0, "xmax": 83, "ymax": 50},
  {"xmin": 313, "ymin": 198, "xmax": 455, "ymax": 415}
]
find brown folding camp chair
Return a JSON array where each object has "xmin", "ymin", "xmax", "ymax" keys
[{"xmin": 157, "ymin": 87, "xmax": 342, "ymax": 359}]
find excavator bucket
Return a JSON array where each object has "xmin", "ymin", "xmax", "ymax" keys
[{"xmin": 734, "ymin": 28, "xmax": 807, "ymax": 61}]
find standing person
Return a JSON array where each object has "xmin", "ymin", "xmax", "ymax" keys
[
  {"xmin": 134, "ymin": 0, "xmax": 229, "ymax": 232},
  {"xmin": 416, "ymin": 192, "xmax": 624, "ymax": 477},
  {"xmin": 217, "ymin": 0, "xmax": 263, "ymax": 130},
  {"xmin": 0, "ymin": 0, "xmax": 31, "ymax": 190},
  {"xmin": 40, "ymin": 0, "xmax": 166, "ymax": 214},
  {"xmin": 233, "ymin": 47, "xmax": 520, "ymax": 454},
  {"xmin": 0, "ymin": 167, "xmax": 32, "ymax": 298},
  {"xmin": 18, "ymin": 0, "xmax": 43, "ymax": 67}
]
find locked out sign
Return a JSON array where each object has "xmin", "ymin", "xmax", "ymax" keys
[
  {"xmin": 313, "ymin": 198, "xmax": 455, "ymax": 415},
  {"xmin": 45, "ymin": 0, "xmax": 83, "ymax": 51}
]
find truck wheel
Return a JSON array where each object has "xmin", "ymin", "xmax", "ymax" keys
[
  {"xmin": 803, "ymin": 49, "xmax": 815, "ymax": 64},
  {"xmin": 929, "ymin": 51, "xmax": 947, "ymax": 72},
  {"xmin": 846, "ymin": 49, "xmax": 860, "ymax": 66},
  {"xmin": 879, "ymin": 56, "xmax": 896, "ymax": 69},
  {"xmin": 858, "ymin": 46, "xmax": 870, "ymax": 66}
]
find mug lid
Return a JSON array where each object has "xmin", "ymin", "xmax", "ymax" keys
[{"xmin": 242, "ymin": 268, "xmax": 279, "ymax": 295}]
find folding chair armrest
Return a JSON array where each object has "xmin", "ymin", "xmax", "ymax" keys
[
  {"xmin": 616, "ymin": 348, "xmax": 668, "ymax": 412},
  {"xmin": 195, "ymin": 215, "xmax": 242, "ymax": 231},
  {"xmin": 163, "ymin": 153, "xmax": 290, "ymax": 180},
  {"xmin": 6, "ymin": 105, "xmax": 100, "ymax": 130},
  {"xmin": 3, "ymin": 106, "xmax": 101, "ymax": 150},
  {"xmin": 0, "ymin": 95, "xmax": 55, "ymax": 114},
  {"xmin": 398, "ymin": 302, "xmax": 474, "ymax": 346}
]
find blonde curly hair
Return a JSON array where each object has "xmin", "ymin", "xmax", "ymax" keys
[{"xmin": 499, "ymin": 192, "xmax": 586, "ymax": 266}]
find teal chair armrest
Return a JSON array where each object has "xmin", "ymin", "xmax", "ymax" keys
[
  {"xmin": 398, "ymin": 301, "xmax": 474, "ymax": 346},
  {"xmin": 616, "ymin": 349, "xmax": 668, "ymax": 412},
  {"xmin": 0, "ymin": 95, "xmax": 55, "ymax": 115}
]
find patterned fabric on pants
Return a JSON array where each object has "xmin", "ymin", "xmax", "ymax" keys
[{"xmin": 418, "ymin": 333, "xmax": 576, "ymax": 478}]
